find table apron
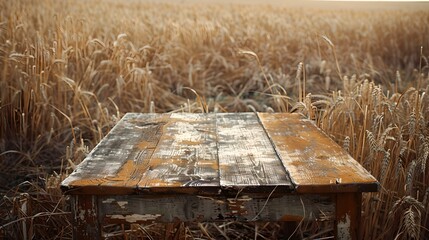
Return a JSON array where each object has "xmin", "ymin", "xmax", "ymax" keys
[{"xmin": 84, "ymin": 194, "xmax": 336, "ymax": 224}]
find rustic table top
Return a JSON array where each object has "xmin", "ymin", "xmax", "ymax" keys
[{"xmin": 61, "ymin": 112, "xmax": 379, "ymax": 195}]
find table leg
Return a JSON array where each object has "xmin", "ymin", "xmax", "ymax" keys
[
  {"xmin": 164, "ymin": 222, "xmax": 185, "ymax": 240},
  {"xmin": 335, "ymin": 193, "xmax": 361, "ymax": 240},
  {"xmin": 280, "ymin": 221, "xmax": 299, "ymax": 239},
  {"xmin": 71, "ymin": 195, "xmax": 101, "ymax": 240}
]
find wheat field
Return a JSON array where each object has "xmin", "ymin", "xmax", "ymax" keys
[{"xmin": 1, "ymin": 0, "xmax": 429, "ymax": 239}]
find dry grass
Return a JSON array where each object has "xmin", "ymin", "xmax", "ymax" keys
[{"xmin": 1, "ymin": 0, "xmax": 429, "ymax": 239}]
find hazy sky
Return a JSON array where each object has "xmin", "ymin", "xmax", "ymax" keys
[{"xmin": 152, "ymin": 0, "xmax": 429, "ymax": 10}]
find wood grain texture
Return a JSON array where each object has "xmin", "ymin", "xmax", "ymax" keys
[
  {"xmin": 258, "ymin": 112, "xmax": 379, "ymax": 193},
  {"xmin": 137, "ymin": 113, "xmax": 219, "ymax": 188},
  {"xmin": 217, "ymin": 113, "xmax": 293, "ymax": 190},
  {"xmin": 62, "ymin": 112, "xmax": 378, "ymax": 195},
  {"xmin": 62, "ymin": 113, "xmax": 221, "ymax": 194},
  {"xmin": 61, "ymin": 113, "xmax": 166, "ymax": 194}
]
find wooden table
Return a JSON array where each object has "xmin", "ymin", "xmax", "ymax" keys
[{"xmin": 61, "ymin": 113, "xmax": 379, "ymax": 240}]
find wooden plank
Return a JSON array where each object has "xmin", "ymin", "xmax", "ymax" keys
[
  {"xmin": 137, "ymin": 113, "xmax": 219, "ymax": 190},
  {"xmin": 216, "ymin": 113, "xmax": 293, "ymax": 191},
  {"xmin": 258, "ymin": 113, "xmax": 379, "ymax": 193},
  {"xmin": 61, "ymin": 113, "xmax": 168, "ymax": 194},
  {"xmin": 98, "ymin": 194, "xmax": 334, "ymax": 223}
]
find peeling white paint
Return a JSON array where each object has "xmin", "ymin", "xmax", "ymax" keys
[
  {"xmin": 155, "ymin": 113, "xmax": 217, "ymax": 162},
  {"xmin": 61, "ymin": 114, "xmax": 160, "ymax": 188},
  {"xmin": 259, "ymin": 113, "xmax": 378, "ymax": 191},
  {"xmin": 171, "ymin": 121, "xmax": 201, "ymax": 143},
  {"xmin": 78, "ymin": 209, "xmax": 86, "ymax": 221},
  {"xmin": 337, "ymin": 214, "xmax": 351, "ymax": 240},
  {"xmin": 117, "ymin": 201, "xmax": 128, "ymax": 209},
  {"xmin": 107, "ymin": 214, "xmax": 161, "ymax": 223},
  {"xmin": 102, "ymin": 198, "xmax": 115, "ymax": 204},
  {"xmin": 217, "ymin": 114, "xmax": 290, "ymax": 186}
]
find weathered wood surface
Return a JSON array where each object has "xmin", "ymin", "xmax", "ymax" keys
[
  {"xmin": 98, "ymin": 194, "xmax": 334, "ymax": 223},
  {"xmin": 62, "ymin": 113, "xmax": 166, "ymax": 194},
  {"xmin": 62, "ymin": 113, "xmax": 378, "ymax": 240},
  {"xmin": 137, "ymin": 113, "xmax": 219, "ymax": 188},
  {"xmin": 258, "ymin": 113, "xmax": 379, "ymax": 193},
  {"xmin": 216, "ymin": 113, "xmax": 292, "ymax": 190},
  {"xmin": 71, "ymin": 195, "xmax": 101, "ymax": 240},
  {"xmin": 335, "ymin": 193, "xmax": 362, "ymax": 240},
  {"xmin": 62, "ymin": 112, "xmax": 378, "ymax": 195}
]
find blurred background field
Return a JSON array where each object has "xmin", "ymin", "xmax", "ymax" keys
[{"xmin": 1, "ymin": 0, "xmax": 429, "ymax": 239}]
